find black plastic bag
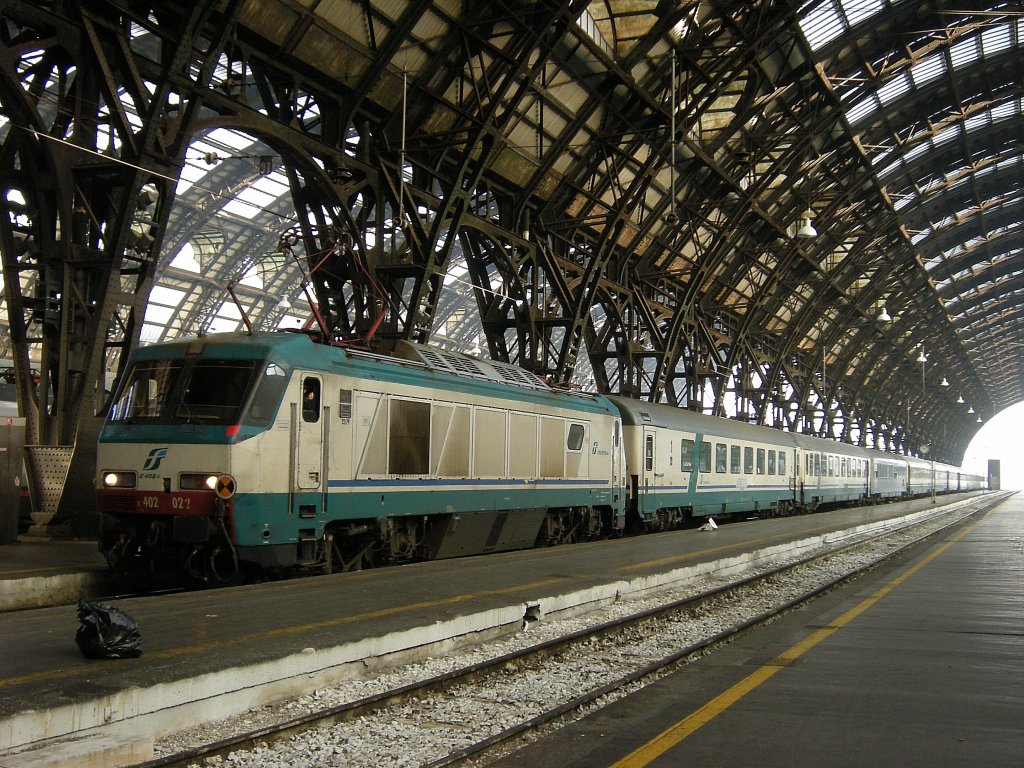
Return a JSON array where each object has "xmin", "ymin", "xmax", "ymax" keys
[{"xmin": 75, "ymin": 599, "xmax": 143, "ymax": 659}]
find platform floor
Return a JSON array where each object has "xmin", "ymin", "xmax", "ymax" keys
[
  {"xmin": 0, "ymin": 537, "xmax": 106, "ymax": 582},
  {"xmin": 0, "ymin": 537, "xmax": 112, "ymax": 612},
  {"xmin": 494, "ymin": 494, "xmax": 1023, "ymax": 768},
  {"xmin": 0, "ymin": 492, "xmax": 1000, "ymax": 758}
]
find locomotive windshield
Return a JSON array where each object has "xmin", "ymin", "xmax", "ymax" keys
[{"xmin": 109, "ymin": 357, "xmax": 289, "ymax": 427}]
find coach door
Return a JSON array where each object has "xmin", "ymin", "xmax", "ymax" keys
[
  {"xmin": 294, "ymin": 374, "xmax": 325, "ymax": 490},
  {"xmin": 641, "ymin": 428, "xmax": 657, "ymax": 514}
]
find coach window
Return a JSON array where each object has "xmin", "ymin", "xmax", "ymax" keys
[
  {"xmin": 699, "ymin": 442, "xmax": 711, "ymax": 473},
  {"xmin": 756, "ymin": 448, "xmax": 766, "ymax": 474},
  {"xmin": 301, "ymin": 377, "xmax": 320, "ymax": 423},
  {"xmin": 778, "ymin": 452, "xmax": 786, "ymax": 475},
  {"xmin": 767, "ymin": 450, "xmax": 776, "ymax": 475},
  {"xmin": 743, "ymin": 446, "xmax": 754, "ymax": 474},
  {"xmin": 730, "ymin": 445, "xmax": 741, "ymax": 474},
  {"xmin": 814, "ymin": 453, "xmax": 821, "ymax": 477},
  {"xmin": 680, "ymin": 439, "xmax": 695, "ymax": 472},
  {"xmin": 716, "ymin": 444, "xmax": 727, "ymax": 473}
]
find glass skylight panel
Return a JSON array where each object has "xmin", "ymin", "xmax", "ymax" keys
[
  {"xmin": 140, "ymin": 324, "xmax": 163, "ymax": 343},
  {"xmin": 990, "ymin": 100, "xmax": 1016, "ymax": 121},
  {"xmin": 206, "ymin": 128, "xmax": 255, "ymax": 151},
  {"xmin": 175, "ymin": 162, "xmax": 206, "ymax": 194},
  {"xmin": 845, "ymin": 93, "xmax": 879, "ymax": 124},
  {"xmin": 799, "ymin": 1, "xmax": 845, "ymax": 51},
  {"xmin": 964, "ymin": 112, "xmax": 989, "ymax": 132},
  {"xmin": 911, "ymin": 228, "xmax": 931, "ymax": 245},
  {"xmin": 903, "ymin": 141, "xmax": 930, "ymax": 164},
  {"xmin": 878, "ymin": 156, "xmax": 904, "ymax": 178},
  {"xmin": 981, "ymin": 23, "xmax": 1012, "ymax": 56},
  {"xmin": 909, "ymin": 53, "xmax": 944, "ymax": 87},
  {"xmin": 871, "ymin": 145, "xmax": 896, "ymax": 167},
  {"xmin": 150, "ymin": 285, "xmax": 186, "ymax": 306},
  {"xmin": 169, "ymin": 243, "xmax": 200, "ymax": 272},
  {"xmin": 949, "ymin": 36, "xmax": 979, "ymax": 68},
  {"xmin": 894, "ymin": 194, "xmax": 915, "ymax": 211},
  {"xmin": 932, "ymin": 123, "xmax": 960, "ymax": 146},
  {"xmin": 877, "ymin": 73, "xmax": 911, "ymax": 105},
  {"xmin": 206, "ymin": 315, "xmax": 241, "ymax": 334},
  {"xmin": 223, "ymin": 186, "xmax": 276, "ymax": 219},
  {"xmin": 995, "ymin": 155, "xmax": 1018, "ymax": 172},
  {"xmin": 251, "ymin": 174, "xmax": 290, "ymax": 200},
  {"xmin": 842, "ymin": 0, "xmax": 884, "ymax": 28},
  {"xmin": 143, "ymin": 304, "xmax": 175, "ymax": 326}
]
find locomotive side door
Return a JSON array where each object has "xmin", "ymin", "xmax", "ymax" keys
[{"xmin": 294, "ymin": 374, "xmax": 325, "ymax": 490}]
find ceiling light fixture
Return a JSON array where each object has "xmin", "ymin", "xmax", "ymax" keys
[{"xmin": 796, "ymin": 209, "xmax": 817, "ymax": 238}]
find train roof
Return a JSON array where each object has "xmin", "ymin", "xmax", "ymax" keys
[
  {"xmin": 130, "ymin": 331, "xmax": 615, "ymax": 416},
  {"xmin": 607, "ymin": 396, "xmax": 797, "ymax": 447},
  {"xmin": 607, "ymin": 395, "xmax": 930, "ymax": 463}
]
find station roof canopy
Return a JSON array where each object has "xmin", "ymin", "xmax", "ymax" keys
[{"xmin": 1, "ymin": 0, "xmax": 1021, "ymax": 462}]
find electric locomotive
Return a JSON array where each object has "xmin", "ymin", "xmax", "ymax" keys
[{"xmin": 96, "ymin": 331, "xmax": 627, "ymax": 582}]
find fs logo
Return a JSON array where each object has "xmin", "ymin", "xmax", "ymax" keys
[{"xmin": 142, "ymin": 448, "xmax": 168, "ymax": 471}]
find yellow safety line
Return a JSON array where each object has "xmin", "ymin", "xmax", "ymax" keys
[
  {"xmin": 609, "ymin": 519, "xmax": 983, "ymax": 768},
  {"xmin": 0, "ymin": 567, "xmax": 63, "ymax": 577}
]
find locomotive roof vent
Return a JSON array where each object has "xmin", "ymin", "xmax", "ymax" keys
[{"xmin": 392, "ymin": 341, "xmax": 551, "ymax": 392}]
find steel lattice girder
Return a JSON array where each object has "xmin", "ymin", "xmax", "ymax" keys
[{"xmin": 2, "ymin": 0, "xmax": 1020, "ymax": 506}]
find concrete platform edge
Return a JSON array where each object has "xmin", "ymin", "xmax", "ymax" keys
[{"xmin": 0, "ymin": 573, "xmax": 112, "ymax": 613}]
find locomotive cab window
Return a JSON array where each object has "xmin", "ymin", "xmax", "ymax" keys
[
  {"xmin": 301, "ymin": 377, "xmax": 321, "ymax": 423},
  {"xmin": 242, "ymin": 363, "xmax": 288, "ymax": 426},
  {"xmin": 178, "ymin": 359, "xmax": 259, "ymax": 424},
  {"xmin": 109, "ymin": 359, "xmax": 183, "ymax": 421}
]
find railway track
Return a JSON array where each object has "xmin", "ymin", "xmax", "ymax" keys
[{"xmin": 141, "ymin": 495, "xmax": 1002, "ymax": 768}]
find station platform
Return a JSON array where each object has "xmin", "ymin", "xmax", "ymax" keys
[
  {"xmin": 495, "ymin": 493, "xmax": 1022, "ymax": 767},
  {"xmin": 0, "ymin": 491, "xmax": 1003, "ymax": 766},
  {"xmin": 0, "ymin": 537, "xmax": 110, "ymax": 612}
]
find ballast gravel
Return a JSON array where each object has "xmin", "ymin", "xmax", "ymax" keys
[{"xmin": 154, "ymin": 506, "xmax": 978, "ymax": 768}]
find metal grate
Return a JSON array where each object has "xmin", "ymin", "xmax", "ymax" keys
[
  {"xmin": 397, "ymin": 342, "xmax": 550, "ymax": 392},
  {"xmin": 23, "ymin": 445, "xmax": 75, "ymax": 524}
]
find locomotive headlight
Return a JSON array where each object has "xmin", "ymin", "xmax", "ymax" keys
[
  {"xmin": 102, "ymin": 471, "xmax": 136, "ymax": 488},
  {"xmin": 180, "ymin": 473, "xmax": 219, "ymax": 491}
]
